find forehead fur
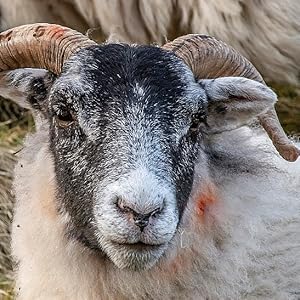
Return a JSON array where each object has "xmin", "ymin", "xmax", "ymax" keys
[
  {"xmin": 48, "ymin": 44, "xmax": 207, "ymax": 149},
  {"xmin": 51, "ymin": 44, "xmax": 204, "ymax": 110},
  {"xmin": 64, "ymin": 43, "xmax": 195, "ymax": 86}
]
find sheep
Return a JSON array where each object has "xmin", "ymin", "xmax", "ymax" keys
[
  {"xmin": 0, "ymin": 0, "xmax": 299, "ymax": 84},
  {"xmin": 0, "ymin": 23, "xmax": 299, "ymax": 300},
  {"xmin": 2, "ymin": 0, "xmax": 299, "ymax": 261}
]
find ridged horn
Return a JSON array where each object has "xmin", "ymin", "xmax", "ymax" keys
[
  {"xmin": 163, "ymin": 34, "xmax": 299, "ymax": 162},
  {"xmin": 0, "ymin": 23, "xmax": 96, "ymax": 75}
]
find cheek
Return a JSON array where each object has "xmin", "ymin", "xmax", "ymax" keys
[{"xmin": 195, "ymin": 181, "xmax": 218, "ymax": 219}]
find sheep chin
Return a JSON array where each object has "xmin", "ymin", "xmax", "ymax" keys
[{"xmin": 103, "ymin": 241, "xmax": 167, "ymax": 271}]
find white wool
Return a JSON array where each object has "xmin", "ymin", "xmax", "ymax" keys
[
  {"xmin": 11, "ymin": 125, "xmax": 300, "ymax": 299},
  {"xmin": 0, "ymin": 0, "xmax": 300, "ymax": 84}
]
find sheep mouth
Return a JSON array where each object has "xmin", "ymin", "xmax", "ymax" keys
[
  {"xmin": 105, "ymin": 240, "xmax": 168, "ymax": 270},
  {"xmin": 112, "ymin": 241, "xmax": 164, "ymax": 251}
]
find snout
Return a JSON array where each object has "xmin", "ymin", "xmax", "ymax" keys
[
  {"xmin": 116, "ymin": 195, "xmax": 164, "ymax": 231},
  {"xmin": 93, "ymin": 168, "xmax": 178, "ymax": 269}
]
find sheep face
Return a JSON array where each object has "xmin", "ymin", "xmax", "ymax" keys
[
  {"xmin": 2, "ymin": 44, "xmax": 276, "ymax": 270},
  {"xmin": 48, "ymin": 44, "xmax": 206, "ymax": 270}
]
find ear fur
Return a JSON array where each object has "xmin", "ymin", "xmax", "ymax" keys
[
  {"xmin": 0, "ymin": 68, "xmax": 56, "ymax": 114},
  {"xmin": 199, "ymin": 77, "xmax": 277, "ymax": 133}
]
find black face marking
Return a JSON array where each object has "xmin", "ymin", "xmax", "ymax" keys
[
  {"xmin": 27, "ymin": 72, "xmax": 56, "ymax": 114},
  {"xmin": 190, "ymin": 109, "xmax": 208, "ymax": 133},
  {"xmin": 44, "ymin": 44, "xmax": 207, "ymax": 252},
  {"xmin": 215, "ymin": 104, "xmax": 227, "ymax": 115}
]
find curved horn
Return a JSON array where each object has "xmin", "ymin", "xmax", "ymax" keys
[
  {"xmin": 0, "ymin": 23, "xmax": 96, "ymax": 75},
  {"xmin": 163, "ymin": 34, "xmax": 299, "ymax": 162}
]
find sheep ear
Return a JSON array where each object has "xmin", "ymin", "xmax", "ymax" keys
[
  {"xmin": 199, "ymin": 77, "xmax": 277, "ymax": 133},
  {"xmin": 0, "ymin": 68, "xmax": 56, "ymax": 114}
]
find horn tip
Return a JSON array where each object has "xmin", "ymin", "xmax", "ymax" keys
[{"xmin": 279, "ymin": 145, "xmax": 300, "ymax": 162}]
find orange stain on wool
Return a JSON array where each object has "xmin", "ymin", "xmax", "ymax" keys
[{"xmin": 196, "ymin": 182, "xmax": 218, "ymax": 218}]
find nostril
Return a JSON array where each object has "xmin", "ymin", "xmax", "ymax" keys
[
  {"xmin": 115, "ymin": 197, "xmax": 164, "ymax": 230},
  {"xmin": 116, "ymin": 197, "xmax": 163, "ymax": 215},
  {"xmin": 150, "ymin": 206, "xmax": 162, "ymax": 217},
  {"xmin": 116, "ymin": 197, "xmax": 133, "ymax": 214},
  {"xmin": 133, "ymin": 215, "xmax": 149, "ymax": 229},
  {"xmin": 133, "ymin": 206, "xmax": 162, "ymax": 231}
]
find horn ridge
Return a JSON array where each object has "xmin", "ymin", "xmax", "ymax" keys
[{"xmin": 0, "ymin": 23, "xmax": 96, "ymax": 75}]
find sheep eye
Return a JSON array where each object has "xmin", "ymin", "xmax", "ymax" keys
[
  {"xmin": 189, "ymin": 112, "xmax": 207, "ymax": 132},
  {"xmin": 55, "ymin": 110, "xmax": 76, "ymax": 128}
]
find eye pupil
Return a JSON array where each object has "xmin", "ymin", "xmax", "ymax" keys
[
  {"xmin": 55, "ymin": 110, "xmax": 75, "ymax": 128},
  {"xmin": 59, "ymin": 112, "xmax": 73, "ymax": 122}
]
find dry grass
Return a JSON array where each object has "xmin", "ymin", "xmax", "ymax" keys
[
  {"xmin": 0, "ymin": 149, "xmax": 16, "ymax": 300},
  {"xmin": 273, "ymin": 83, "xmax": 300, "ymax": 137},
  {"xmin": 0, "ymin": 99, "xmax": 34, "ymax": 300},
  {"xmin": 0, "ymin": 97, "xmax": 34, "ymax": 145},
  {"xmin": 0, "ymin": 276, "xmax": 14, "ymax": 300}
]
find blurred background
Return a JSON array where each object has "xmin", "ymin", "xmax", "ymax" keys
[{"xmin": 0, "ymin": 0, "xmax": 299, "ymax": 298}]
